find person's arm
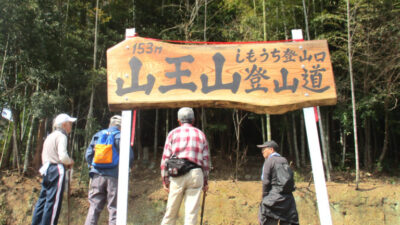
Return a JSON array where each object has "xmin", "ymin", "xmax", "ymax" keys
[
  {"xmin": 85, "ymin": 134, "xmax": 97, "ymax": 167},
  {"xmin": 262, "ymin": 159, "xmax": 273, "ymax": 197},
  {"xmin": 202, "ymin": 135, "xmax": 210, "ymax": 192},
  {"xmin": 57, "ymin": 134, "xmax": 74, "ymax": 166},
  {"xmin": 160, "ymin": 134, "xmax": 172, "ymax": 191}
]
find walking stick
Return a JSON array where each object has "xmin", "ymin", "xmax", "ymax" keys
[
  {"xmin": 200, "ymin": 191, "xmax": 206, "ymax": 225},
  {"xmin": 66, "ymin": 168, "xmax": 72, "ymax": 225}
]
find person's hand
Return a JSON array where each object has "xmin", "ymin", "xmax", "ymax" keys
[
  {"xmin": 203, "ymin": 184, "xmax": 208, "ymax": 192},
  {"xmin": 163, "ymin": 183, "xmax": 170, "ymax": 193},
  {"xmin": 67, "ymin": 160, "xmax": 74, "ymax": 169}
]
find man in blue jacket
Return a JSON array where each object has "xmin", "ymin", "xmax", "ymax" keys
[{"xmin": 84, "ymin": 115, "xmax": 134, "ymax": 225}]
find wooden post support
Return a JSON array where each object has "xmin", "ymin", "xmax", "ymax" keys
[
  {"xmin": 116, "ymin": 28, "xmax": 135, "ymax": 225},
  {"xmin": 293, "ymin": 29, "xmax": 333, "ymax": 225}
]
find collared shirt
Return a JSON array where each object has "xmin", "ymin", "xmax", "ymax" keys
[
  {"xmin": 160, "ymin": 123, "xmax": 210, "ymax": 186},
  {"xmin": 41, "ymin": 129, "xmax": 73, "ymax": 165}
]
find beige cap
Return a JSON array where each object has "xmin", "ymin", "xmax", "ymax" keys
[{"xmin": 110, "ymin": 115, "xmax": 122, "ymax": 127}]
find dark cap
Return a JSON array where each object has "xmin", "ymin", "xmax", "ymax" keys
[{"xmin": 257, "ymin": 140, "xmax": 279, "ymax": 150}]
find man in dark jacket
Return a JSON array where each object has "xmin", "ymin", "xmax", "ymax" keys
[{"xmin": 258, "ymin": 140, "xmax": 299, "ymax": 225}]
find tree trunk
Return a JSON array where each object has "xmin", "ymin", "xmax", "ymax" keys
[
  {"xmin": 204, "ymin": 0, "xmax": 207, "ymax": 42},
  {"xmin": 23, "ymin": 116, "xmax": 36, "ymax": 174},
  {"xmin": 300, "ymin": 114, "xmax": 306, "ymax": 166},
  {"xmin": 317, "ymin": 109, "xmax": 331, "ymax": 172},
  {"xmin": 161, "ymin": 0, "xmax": 165, "ymax": 16},
  {"xmin": 262, "ymin": 0, "xmax": 271, "ymax": 141},
  {"xmin": 292, "ymin": 113, "xmax": 301, "ymax": 167},
  {"xmin": 1, "ymin": 138, "xmax": 13, "ymax": 169},
  {"xmin": 363, "ymin": 117, "xmax": 372, "ymax": 170},
  {"xmin": 324, "ymin": 111, "xmax": 332, "ymax": 170},
  {"xmin": 317, "ymin": 109, "xmax": 330, "ymax": 181},
  {"xmin": 312, "ymin": 0, "xmax": 316, "ymax": 38},
  {"xmin": 84, "ymin": 0, "xmax": 100, "ymax": 148},
  {"xmin": 0, "ymin": 122, "xmax": 11, "ymax": 169},
  {"xmin": 261, "ymin": 115, "xmax": 266, "ymax": 142},
  {"xmin": 266, "ymin": 114, "xmax": 271, "ymax": 141},
  {"xmin": 70, "ymin": 96, "xmax": 81, "ymax": 159},
  {"xmin": 165, "ymin": 109, "xmax": 170, "ymax": 138},
  {"xmin": 285, "ymin": 115, "xmax": 294, "ymax": 159},
  {"xmin": 302, "ymin": 0, "xmax": 311, "ymax": 40},
  {"xmin": 11, "ymin": 108, "xmax": 21, "ymax": 171},
  {"xmin": 233, "ymin": 110, "xmax": 247, "ymax": 181},
  {"xmin": 12, "ymin": 127, "xmax": 20, "ymax": 170},
  {"xmin": 20, "ymin": 87, "xmax": 28, "ymax": 141},
  {"xmin": 392, "ymin": 129, "xmax": 398, "ymax": 166},
  {"xmin": 377, "ymin": 99, "xmax": 390, "ymax": 165},
  {"xmin": 262, "ymin": 0, "xmax": 267, "ymax": 40},
  {"xmin": 347, "ymin": 0, "xmax": 360, "ymax": 189},
  {"xmin": 362, "ymin": 10, "xmax": 372, "ymax": 171},
  {"xmin": 33, "ymin": 119, "xmax": 46, "ymax": 170},
  {"xmin": 340, "ymin": 128, "xmax": 347, "ymax": 168},
  {"xmin": 153, "ymin": 109, "xmax": 159, "ymax": 163},
  {"xmin": 280, "ymin": 0, "xmax": 288, "ymax": 40},
  {"xmin": 0, "ymin": 34, "xmax": 9, "ymax": 86},
  {"xmin": 233, "ymin": 110, "xmax": 241, "ymax": 181}
]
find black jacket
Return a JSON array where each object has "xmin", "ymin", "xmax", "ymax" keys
[{"xmin": 259, "ymin": 155, "xmax": 299, "ymax": 224}]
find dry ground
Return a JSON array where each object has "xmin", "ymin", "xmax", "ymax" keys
[{"xmin": 0, "ymin": 167, "xmax": 399, "ymax": 225}]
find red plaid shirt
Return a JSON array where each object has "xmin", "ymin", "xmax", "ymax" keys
[{"xmin": 161, "ymin": 123, "xmax": 210, "ymax": 186}]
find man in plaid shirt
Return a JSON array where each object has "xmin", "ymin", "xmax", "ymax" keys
[{"xmin": 160, "ymin": 107, "xmax": 210, "ymax": 225}]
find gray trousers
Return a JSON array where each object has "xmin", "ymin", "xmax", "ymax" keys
[{"xmin": 85, "ymin": 174, "xmax": 118, "ymax": 225}]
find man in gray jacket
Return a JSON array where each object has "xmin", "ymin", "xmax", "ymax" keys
[{"xmin": 258, "ymin": 140, "xmax": 299, "ymax": 225}]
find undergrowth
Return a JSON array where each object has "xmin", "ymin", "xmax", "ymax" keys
[{"xmin": 0, "ymin": 193, "xmax": 11, "ymax": 225}]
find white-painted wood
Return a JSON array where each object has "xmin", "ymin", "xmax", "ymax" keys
[
  {"xmin": 293, "ymin": 29, "xmax": 333, "ymax": 225},
  {"xmin": 116, "ymin": 28, "xmax": 136, "ymax": 225},
  {"xmin": 116, "ymin": 110, "xmax": 132, "ymax": 225}
]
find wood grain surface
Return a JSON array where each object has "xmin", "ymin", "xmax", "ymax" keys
[{"xmin": 107, "ymin": 37, "xmax": 336, "ymax": 114}]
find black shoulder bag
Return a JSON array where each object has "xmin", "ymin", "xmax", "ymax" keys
[{"xmin": 166, "ymin": 155, "xmax": 200, "ymax": 177}]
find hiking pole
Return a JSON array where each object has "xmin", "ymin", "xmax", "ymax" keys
[
  {"xmin": 200, "ymin": 191, "xmax": 206, "ymax": 225},
  {"xmin": 66, "ymin": 168, "xmax": 72, "ymax": 225}
]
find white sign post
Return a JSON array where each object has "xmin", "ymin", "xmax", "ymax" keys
[
  {"xmin": 116, "ymin": 28, "xmax": 136, "ymax": 225},
  {"xmin": 116, "ymin": 110, "xmax": 132, "ymax": 224},
  {"xmin": 292, "ymin": 29, "xmax": 333, "ymax": 225}
]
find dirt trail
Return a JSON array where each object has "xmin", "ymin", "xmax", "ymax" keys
[{"xmin": 1, "ymin": 169, "xmax": 399, "ymax": 225}]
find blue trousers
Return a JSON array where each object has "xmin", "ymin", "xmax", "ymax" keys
[{"xmin": 31, "ymin": 164, "xmax": 65, "ymax": 225}]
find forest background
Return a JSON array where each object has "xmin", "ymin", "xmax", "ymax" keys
[{"xmin": 0, "ymin": 0, "xmax": 399, "ymax": 198}]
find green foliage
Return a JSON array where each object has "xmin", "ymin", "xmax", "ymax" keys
[
  {"xmin": 30, "ymin": 91, "xmax": 67, "ymax": 119},
  {"xmin": 0, "ymin": 0, "xmax": 399, "ymax": 173}
]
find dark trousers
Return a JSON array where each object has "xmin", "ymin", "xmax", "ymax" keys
[
  {"xmin": 32, "ymin": 164, "xmax": 65, "ymax": 225},
  {"xmin": 260, "ymin": 216, "xmax": 293, "ymax": 225}
]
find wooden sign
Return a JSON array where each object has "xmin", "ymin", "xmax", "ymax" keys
[{"xmin": 107, "ymin": 37, "xmax": 336, "ymax": 114}]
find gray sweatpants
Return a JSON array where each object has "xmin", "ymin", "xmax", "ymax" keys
[{"xmin": 85, "ymin": 174, "xmax": 118, "ymax": 225}]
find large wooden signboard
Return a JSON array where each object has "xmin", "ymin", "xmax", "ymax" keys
[{"xmin": 107, "ymin": 37, "xmax": 336, "ymax": 114}]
